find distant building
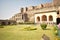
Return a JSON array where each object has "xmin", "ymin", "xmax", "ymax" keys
[
  {"xmin": 0, "ymin": 20, "xmax": 16, "ymax": 25},
  {"xmin": 9, "ymin": 0, "xmax": 60, "ymax": 24},
  {"xmin": 9, "ymin": 13, "xmax": 23, "ymax": 23}
]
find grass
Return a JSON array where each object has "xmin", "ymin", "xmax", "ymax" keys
[{"xmin": 0, "ymin": 24, "xmax": 57, "ymax": 40}]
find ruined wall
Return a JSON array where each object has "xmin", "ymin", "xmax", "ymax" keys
[
  {"xmin": 10, "ymin": 0, "xmax": 60, "ymax": 23},
  {"xmin": 9, "ymin": 13, "xmax": 23, "ymax": 23},
  {"xmin": 53, "ymin": 0, "xmax": 60, "ymax": 6},
  {"xmin": 43, "ymin": 3, "xmax": 53, "ymax": 8}
]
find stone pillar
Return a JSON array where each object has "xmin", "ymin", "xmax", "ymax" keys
[
  {"xmin": 40, "ymin": 15, "xmax": 42, "ymax": 23},
  {"xmin": 47, "ymin": 15, "xmax": 49, "ymax": 23}
]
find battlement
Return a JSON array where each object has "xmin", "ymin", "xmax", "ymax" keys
[
  {"xmin": 20, "ymin": 3, "xmax": 54, "ymax": 13},
  {"xmin": 53, "ymin": 0, "xmax": 60, "ymax": 6},
  {"xmin": 20, "ymin": 0, "xmax": 60, "ymax": 13}
]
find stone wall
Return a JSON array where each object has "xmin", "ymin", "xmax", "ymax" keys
[
  {"xmin": 0, "ymin": 20, "xmax": 16, "ymax": 25},
  {"xmin": 9, "ymin": 13, "xmax": 23, "ymax": 23},
  {"xmin": 9, "ymin": 0, "xmax": 60, "ymax": 23},
  {"xmin": 53, "ymin": 0, "xmax": 60, "ymax": 6},
  {"xmin": 20, "ymin": 3, "xmax": 54, "ymax": 13}
]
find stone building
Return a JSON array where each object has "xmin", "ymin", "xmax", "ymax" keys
[
  {"xmin": 9, "ymin": 13, "xmax": 23, "ymax": 23},
  {"xmin": 0, "ymin": 20, "xmax": 16, "ymax": 25},
  {"xmin": 9, "ymin": 0, "xmax": 60, "ymax": 24}
]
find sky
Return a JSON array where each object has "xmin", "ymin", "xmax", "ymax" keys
[{"xmin": 0, "ymin": 0, "xmax": 52, "ymax": 19}]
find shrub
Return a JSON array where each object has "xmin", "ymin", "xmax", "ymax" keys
[
  {"xmin": 54, "ymin": 30, "xmax": 58, "ymax": 36},
  {"xmin": 40, "ymin": 23, "xmax": 47, "ymax": 30},
  {"xmin": 0, "ymin": 25, "xmax": 4, "ymax": 28},
  {"xmin": 57, "ymin": 23, "xmax": 60, "ymax": 37},
  {"xmin": 53, "ymin": 25, "xmax": 58, "ymax": 36},
  {"xmin": 24, "ymin": 27, "xmax": 37, "ymax": 31},
  {"xmin": 53, "ymin": 25, "xmax": 60, "ymax": 37},
  {"xmin": 53, "ymin": 25, "xmax": 58, "ymax": 31}
]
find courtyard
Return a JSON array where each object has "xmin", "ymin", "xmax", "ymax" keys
[{"xmin": 0, "ymin": 24, "xmax": 59, "ymax": 40}]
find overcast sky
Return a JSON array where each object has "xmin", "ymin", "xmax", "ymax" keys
[{"xmin": 0, "ymin": 0, "xmax": 52, "ymax": 19}]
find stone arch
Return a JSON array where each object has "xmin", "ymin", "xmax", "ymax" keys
[
  {"xmin": 42, "ymin": 15, "xmax": 47, "ymax": 21},
  {"xmin": 37, "ymin": 16, "xmax": 40, "ymax": 21},
  {"xmin": 1, "ymin": 22, "xmax": 6, "ymax": 25},
  {"xmin": 56, "ymin": 18, "xmax": 60, "ymax": 25},
  {"xmin": 8, "ymin": 22, "xmax": 11, "ymax": 25},
  {"xmin": 49, "ymin": 15, "xmax": 53, "ymax": 21}
]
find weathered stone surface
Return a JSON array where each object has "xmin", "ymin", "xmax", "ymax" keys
[{"xmin": 9, "ymin": 0, "xmax": 60, "ymax": 23}]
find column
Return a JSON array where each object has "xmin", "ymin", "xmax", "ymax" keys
[
  {"xmin": 47, "ymin": 15, "xmax": 49, "ymax": 24},
  {"xmin": 40, "ymin": 15, "xmax": 42, "ymax": 23}
]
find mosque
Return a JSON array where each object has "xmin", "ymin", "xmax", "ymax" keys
[{"xmin": 9, "ymin": 0, "xmax": 60, "ymax": 24}]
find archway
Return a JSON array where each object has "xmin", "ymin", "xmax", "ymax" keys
[
  {"xmin": 8, "ymin": 22, "xmax": 11, "ymax": 25},
  {"xmin": 22, "ymin": 13, "xmax": 29, "ymax": 22},
  {"xmin": 49, "ymin": 15, "xmax": 53, "ymax": 21},
  {"xmin": 37, "ymin": 16, "xmax": 40, "ymax": 22},
  {"xmin": 1, "ymin": 22, "xmax": 6, "ymax": 25},
  {"xmin": 42, "ymin": 15, "xmax": 47, "ymax": 21},
  {"xmin": 56, "ymin": 18, "xmax": 60, "ymax": 25}
]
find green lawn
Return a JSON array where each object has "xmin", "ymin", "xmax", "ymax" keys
[{"xmin": 0, "ymin": 24, "xmax": 56, "ymax": 40}]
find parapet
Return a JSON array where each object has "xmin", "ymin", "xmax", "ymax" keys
[{"xmin": 20, "ymin": 3, "xmax": 54, "ymax": 13}]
